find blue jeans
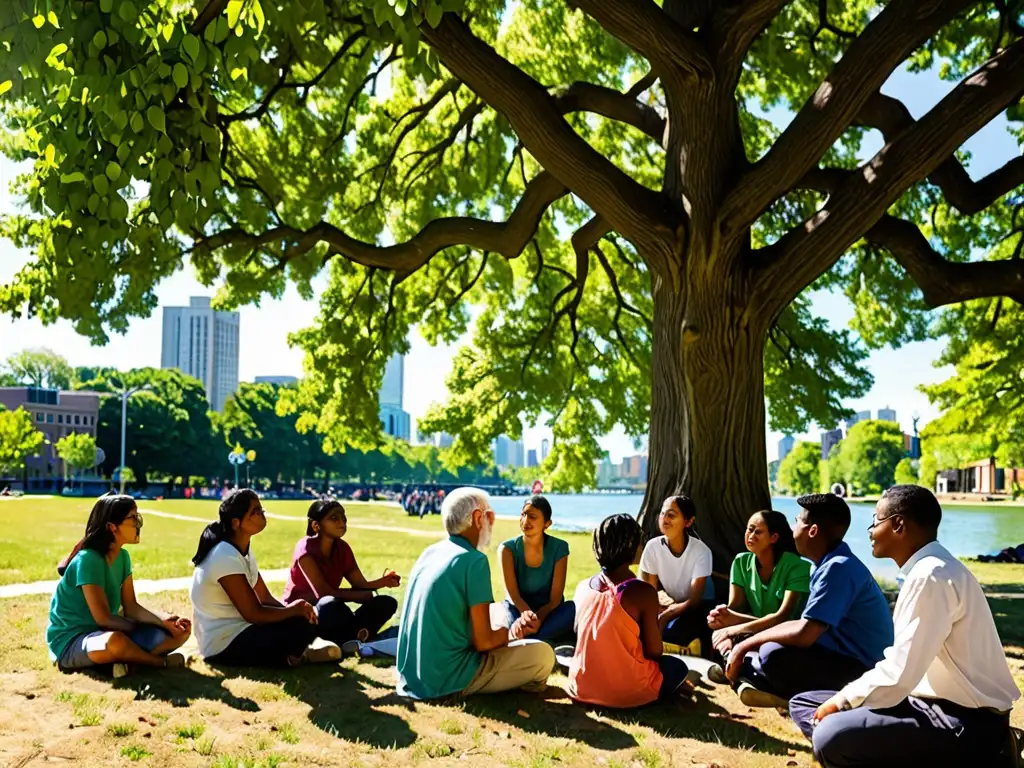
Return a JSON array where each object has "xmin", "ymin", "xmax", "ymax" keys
[
  {"xmin": 504, "ymin": 600, "xmax": 576, "ymax": 641},
  {"xmin": 58, "ymin": 625, "xmax": 171, "ymax": 671}
]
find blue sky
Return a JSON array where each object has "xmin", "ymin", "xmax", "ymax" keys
[{"xmin": 0, "ymin": 62, "xmax": 1019, "ymax": 463}]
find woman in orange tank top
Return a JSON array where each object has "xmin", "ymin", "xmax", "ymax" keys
[{"xmin": 568, "ymin": 514, "xmax": 696, "ymax": 708}]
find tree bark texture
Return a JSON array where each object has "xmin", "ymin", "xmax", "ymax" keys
[{"xmin": 639, "ymin": 250, "xmax": 771, "ymax": 569}]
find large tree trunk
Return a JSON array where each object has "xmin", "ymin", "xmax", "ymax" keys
[{"xmin": 639, "ymin": 266, "xmax": 771, "ymax": 571}]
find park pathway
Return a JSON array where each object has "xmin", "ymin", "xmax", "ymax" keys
[{"xmin": 0, "ymin": 506, "xmax": 444, "ymax": 599}]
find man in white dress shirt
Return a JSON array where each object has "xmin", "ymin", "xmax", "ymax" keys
[{"xmin": 790, "ymin": 485, "xmax": 1020, "ymax": 766}]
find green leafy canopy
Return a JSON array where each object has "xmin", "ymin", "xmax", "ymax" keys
[{"xmin": 1, "ymin": 0, "xmax": 1022, "ymax": 500}]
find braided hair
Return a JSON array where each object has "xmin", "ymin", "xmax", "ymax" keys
[{"xmin": 592, "ymin": 514, "xmax": 642, "ymax": 571}]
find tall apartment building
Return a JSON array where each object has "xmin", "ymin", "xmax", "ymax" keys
[
  {"xmin": 493, "ymin": 435, "xmax": 525, "ymax": 468},
  {"xmin": 540, "ymin": 438, "xmax": 550, "ymax": 461},
  {"xmin": 161, "ymin": 297, "xmax": 240, "ymax": 411},
  {"xmin": 778, "ymin": 434, "xmax": 795, "ymax": 462},
  {"xmin": 845, "ymin": 410, "xmax": 871, "ymax": 429},
  {"xmin": 379, "ymin": 353, "xmax": 411, "ymax": 441},
  {"xmin": 0, "ymin": 386, "xmax": 100, "ymax": 489},
  {"xmin": 821, "ymin": 428, "xmax": 844, "ymax": 460},
  {"xmin": 877, "ymin": 407, "xmax": 897, "ymax": 423}
]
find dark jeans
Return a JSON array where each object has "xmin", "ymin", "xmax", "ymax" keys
[
  {"xmin": 504, "ymin": 600, "xmax": 576, "ymax": 642},
  {"xmin": 663, "ymin": 600, "xmax": 714, "ymax": 658},
  {"xmin": 741, "ymin": 642, "xmax": 868, "ymax": 700},
  {"xmin": 790, "ymin": 689, "xmax": 1012, "ymax": 767},
  {"xmin": 657, "ymin": 654, "xmax": 690, "ymax": 700},
  {"xmin": 316, "ymin": 594, "xmax": 398, "ymax": 645},
  {"xmin": 207, "ymin": 617, "xmax": 317, "ymax": 667}
]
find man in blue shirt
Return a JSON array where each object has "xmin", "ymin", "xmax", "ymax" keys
[
  {"xmin": 725, "ymin": 493, "xmax": 893, "ymax": 709},
  {"xmin": 396, "ymin": 487, "xmax": 555, "ymax": 700}
]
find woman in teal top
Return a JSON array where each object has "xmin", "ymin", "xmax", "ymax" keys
[
  {"xmin": 499, "ymin": 495, "xmax": 575, "ymax": 641},
  {"xmin": 706, "ymin": 510, "xmax": 811, "ymax": 678},
  {"xmin": 47, "ymin": 495, "xmax": 191, "ymax": 676}
]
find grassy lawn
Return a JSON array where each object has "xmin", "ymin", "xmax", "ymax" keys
[{"xmin": 1, "ymin": 496, "xmax": 1023, "ymax": 767}]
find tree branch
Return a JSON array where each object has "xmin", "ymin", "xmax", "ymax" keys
[
  {"xmin": 190, "ymin": 0, "xmax": 228, "ymax": 33},
  {"xmin": 712, "ymin": 1, "xmax": 791, "ymax": 77},
  {"xmin": 721, "ymin": 0, "xmax": 975, "ymax": 235},
  {"xmin": 193, "ymin": 171, "xmax": 568, "ymax": 280},
  {"xmin": 753, "ymin": 37, "xmax": 1024, "ymax": 313},
  {"xmin": 420, "ymin": 14, "xmax": 676, "ymax": 264},
  {"xmin": 858, "ymin": 92, "xmax": 1024, "ymax": 215},
  {"xmin": 866, "ymin": 214, "xmax": 1024, "ymax": 306},
  {"xmin": 567, "ymin": 0, "xmax": 713, "ymax": 79},
  {"xmin": 551, "ymin": 81, "xmax": 666, "ymax": 143}
]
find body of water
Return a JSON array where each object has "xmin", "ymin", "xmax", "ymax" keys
[{"xmin": 489, "ymin": 493, "xmax": 1024, "ymax": 578}]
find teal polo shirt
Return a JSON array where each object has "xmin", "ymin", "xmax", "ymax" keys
[{"xmin": 396, "ymin": 535, "xmax": 494, "ymax": 699}]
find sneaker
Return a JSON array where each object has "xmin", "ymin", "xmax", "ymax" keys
[
  {"xmin": 163, "ymin": 652, "xmax": 186, "ymax": 669},
  {"xmin": 112, "ymin": 663, "xmax": 131, "ymax": 679},
  {"xmin": 737, "ymin": 681, "xmax": 790, "ymax": 710},
  {"xmin": 707, "ymin": 663, "xmax": 728, "ymax": 685},
  {"xmin": 341, "ymin": 640, "xmax": 362, "ymax": 657},
  {"xmin": 302, "ymin": 639, "xmax": 341, "ymax": 664}
]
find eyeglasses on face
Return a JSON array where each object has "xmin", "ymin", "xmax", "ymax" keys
[{"xmin": 867, "ymin": 513, "xmax": 901, "ymax": 532}]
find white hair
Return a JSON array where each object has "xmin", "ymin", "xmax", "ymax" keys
[{"xmin": 441, "ymin": 487, "xmax": 490, "ymax": 536}]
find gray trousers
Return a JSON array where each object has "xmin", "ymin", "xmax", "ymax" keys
[{"xmin": 790, "ymin": 689, "xmax": 1012, "ymax": 768}]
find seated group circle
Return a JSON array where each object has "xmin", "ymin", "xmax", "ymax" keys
[{"xmin": 44, "ymin": 486, "xmax": 1021, "ymax": 768}]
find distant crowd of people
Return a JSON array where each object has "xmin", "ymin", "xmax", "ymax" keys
[{"xmin": 44, "ymin": 484, "xmax": 1021, "ymax": 766}]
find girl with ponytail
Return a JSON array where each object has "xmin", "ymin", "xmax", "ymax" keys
[
  {"xmin": 47, "ymin": 494, "xmax": 191, "ymax": 677},
  {"xmin": 189, "ymin": 489, "xmax": 338, "ymax": 667}
]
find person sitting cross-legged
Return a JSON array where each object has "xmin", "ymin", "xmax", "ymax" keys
[
  {"xmin": 283, "ymin": 498, "xmax": 400, "ymax": 651},
  {"xmin": 638, "ymin": 495, "xmax": 715, "ymax": 656},
  {"xmin": 48, "ymin": 494, "xmax": 191, "ymax": 677},
  {"xmin": 789, "ymin": 486, "xmax": 1021, "ymax": 767},
  {"xmin": 724, "ymin": 493, "xmax": 893, "ymax": 708},
  {"xmin": 567, "ymin": 514, "xmax": 699, "ymax": 708},
  {"xmin": 705, "ymin": 510, "xmax": 811, "ymax": 683},
  {"xmin": 396, "ymin": 487, "xmax": 555, "ymax": 700},
  {"xmin": 190, "ymin": 489, "xmax": 336, "ymax": 668},
  {"xmin": 499, "ymin": 495, "xmax": 575, "ymax": 642}
]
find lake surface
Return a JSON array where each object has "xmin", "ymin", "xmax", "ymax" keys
[{"xmin": 490, "ymin": 493, "xmax": 1024, "ymax": 578}]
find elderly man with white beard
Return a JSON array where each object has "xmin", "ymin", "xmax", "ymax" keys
[{"xmin": 396, "ymin": 487, "xmax": 555, "ymax": 699}]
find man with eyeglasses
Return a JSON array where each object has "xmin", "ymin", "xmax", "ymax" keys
[
  {"xmin": 724, "ymin": 493, "xmax": 893, "ymax": 708},
  {"xmin": 790, "ymin": 485, "xmax": 1020, "ymax": 767}
]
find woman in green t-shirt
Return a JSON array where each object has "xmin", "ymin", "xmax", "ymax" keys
[
  {"xmin": 47, "ymin": 495, "xmax": 191, "ymax": 677},
  {"xmin": 706, "ymin": 510, "xmax": 810, "ymax": 682}
]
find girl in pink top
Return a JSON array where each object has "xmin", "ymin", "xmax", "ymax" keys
[
  {"xmin": 568, "ymin": 514, "xmax": 697, "ymax": 708},
  {"xmin": 283, "ymin": 499, "xmax": 401, "ymax": 648}
]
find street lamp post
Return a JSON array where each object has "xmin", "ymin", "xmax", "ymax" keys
[{"xmin": 107, "ymin": 382, "xmax": 151, "ymax": 494}]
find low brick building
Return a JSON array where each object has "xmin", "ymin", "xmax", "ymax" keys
[{"xmin": 0, "ymin": 386, "xmax": 100, "ymax": 490}]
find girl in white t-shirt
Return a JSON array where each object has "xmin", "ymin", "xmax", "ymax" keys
[
  {"xmin": 190, "ymin": 489, "xmax": 335, "ymax": 667},
  {"xmin": 638, "ymin": 495, "xmax": 714, "ymax": 656}
]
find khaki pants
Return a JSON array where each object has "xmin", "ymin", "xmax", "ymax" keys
[{"xmin": 462, "ymin": 640, "xmax": 554, "ymax": 696}]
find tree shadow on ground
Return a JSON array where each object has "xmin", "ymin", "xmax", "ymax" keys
[
  {"xmin": 109, "ymin": 666, "xmax": 260, "ymax": 711},
  {"xmin": 224, "ymin": 662, "xmax": 416, "ymax": 749},
  {"xmin": 458, "ymin": 686, "xmax": 639, "ymax": 751},
  {"xmin": 599, "ymin": 682, "xmax": 809, "ymax": 757},
  {"xmin": 459, "ymin": 681, "xmax": 807, "ymax": 755}
]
